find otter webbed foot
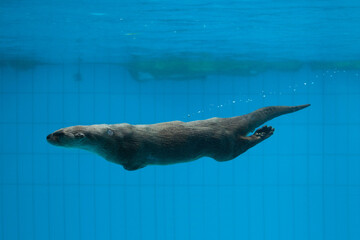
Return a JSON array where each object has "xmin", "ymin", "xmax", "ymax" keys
[
  {"xmin": 233, "ymin": 125, "xmax": 275, "ymax": 158},
  {"xmin": 253, "ymin": 125, "xmax": 274, "ymax": 140}
]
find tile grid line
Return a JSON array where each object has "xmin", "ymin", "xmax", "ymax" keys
[
  {"xmin": 291, "ymin": 73, "xmax": 296, "ymax": 240},
  {"xmin": 62, "ymin": 63, "xmax": 66, "ymax": 240},
  {"xmin": 153, "ymin": 73, "xmax": 158, "ymax": 240},
  {"xmin": 108, "ymin": 64, "xmax": 112, "ymax": 240},
  {"xmin": 162, "ymin": 87, "xmax": 168, "ymax": 240},
  {"xmin": 216, "ymin": 75, "xmax": 221, "ymax": 240},
  {"xmin": 186, "ymin": 79, "xmax": 191, "ymax": 240},
  {"xmin": 78, "ymin": 63, "xmax": 82, "ymax": 240},
  {"xmin": 333, "ymin": 78, "xmax": 339, "ymax": 239},
  {"xmin": 345, "ymin": 71, "xmax": 350, "ymax": 239},
  {"xmin": 201, "ymin": 79, "xmax": 206, "ymax": 239},
  {"xmin": 121, "ymin": 64, "xmax": 128, "ymax": 240},
  {"xmin": 1, "ymin": 63, "xmax": 4, "ymax": 240},
  {"xmin": 321, "ymin": 70, "xmax": 326, "ymax": 240},
  {"xmin": 138, "ymin": 75, "xmax": 143, "ymax": 240},
  {"xmin": 231, "ymin": 74, "xmax": 236, "ymax": 240},
  {"xmin": 93, "ymin": 63, "xmax": 97, "ymax": 240},
  {"xmin": 31, "ymin": 67, "xmax": 36, "ymax": 240},
  {"xmin": 15, "ymin": 63, "xmax": 19, "ymax": 240},
  {"xmin": 276, "ymin": 73, "xmax": 281, "ymax": 240},
  {"xmin": 2, "ymin": 91, "xmax": 358, "ymax": 96},
  {"xmin": 246, "ymin": 75, "xmax": 251, "ymax": 240},
  {"xmin": 46, "ymin": 62, "xmax": 51, "ymax": 240},
  {"xmin": 171, "ymin": 94, "xmax": 176, "ymax": 240},
  {"xmin": 1, "ymin": 122, "xmax": 358, "ymax": 126},
  {"xmin": 1, "ymin": 183, "xmax": 359, "ymax": 187},
  {"xmin": 3, "ymin": 152, "xmax": 360, "ymax": 157},
  {"xmin": 261, "ymin": 71, "xmax": 266, "ymax": 240},
  {"xmin": 306, "ymin": 65, "xmax": 311, "ymax": 240}
]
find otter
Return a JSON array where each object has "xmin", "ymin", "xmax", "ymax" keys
[{"xmin": 47, "ymin": 104, "xmax": 310, "ymax": 171}]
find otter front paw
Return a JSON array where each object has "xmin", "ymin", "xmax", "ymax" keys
[{"xmin": 254, "ymin": 125, "xmax": 274, "ymax": 139}]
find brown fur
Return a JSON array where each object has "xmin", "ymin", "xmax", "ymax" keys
[{"xmin": 47, "ymin": 104, "xmax": 310, "ymax": 171}]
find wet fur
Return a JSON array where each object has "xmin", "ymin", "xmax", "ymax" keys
[{"xmin": 47, "ymin": 104, "xmax": 310, "ymax": 171}]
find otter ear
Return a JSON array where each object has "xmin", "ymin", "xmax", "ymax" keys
[{"xmin": 74, "ymin": 133, "xmax": 85, "ymax": 139}]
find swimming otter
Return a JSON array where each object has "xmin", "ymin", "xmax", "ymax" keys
[{"xmin": 47, "ymin": 104, "xmax": 310, "ymax": 171}]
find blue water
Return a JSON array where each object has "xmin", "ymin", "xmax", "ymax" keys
[{"xmin": 1, "ymin": 0, "xmax": 360, "ymax": 239}]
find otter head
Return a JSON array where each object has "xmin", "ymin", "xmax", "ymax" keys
[
  {"xmin": 46, "ymin": 125, "xmax": 115, "ymax": 150},
  {"xmin": 47, "ymin": 126, "xmax": 90, "ymax": 148},
  {"xmin": 47, "ymin": 124, "xmax": 135, "ymax": 166}
]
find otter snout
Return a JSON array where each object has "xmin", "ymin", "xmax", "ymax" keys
[
  {"xmin": 46, "ymin": 131, "xmax": 64, "ymax": 145},
  {"xmin": 46, "ymin": 133, "xmax": 52, "ymax": 140}
]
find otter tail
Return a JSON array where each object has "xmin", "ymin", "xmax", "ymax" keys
[{"xmin": 245, "ymin": 104, "xmax": 310, "ymax": 133}]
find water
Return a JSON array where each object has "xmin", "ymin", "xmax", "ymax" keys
[{"xmin": 1, "ymin": 0, "xmax": 360, "ymax": 239}]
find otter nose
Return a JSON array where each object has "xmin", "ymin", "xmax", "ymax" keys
[{"xmin": 46, "ymin": 134, "xmax": 52, "ymax": 140}]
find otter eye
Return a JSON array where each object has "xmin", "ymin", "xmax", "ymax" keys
[
  {"xmin": 107, "ymin": 129, "xmax": 114, "ymax": 136},
  {"xmin": 74, "ymin": 133, "xmax": 85, "ymax": 139},
  {"xmin": 53, "ymin": 132, "xmax": 65, "ymax": 137}
]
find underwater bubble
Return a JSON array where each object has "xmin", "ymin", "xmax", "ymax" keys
[
  {"xmin": 262, "ymin": 94, "xmax": 266, "ymax": 98},
  {"xmin": 304, "ymin": 82, "xmax": 307, "ymax": 86},
  {"xmin": 107, "ymin": 129, "xmax": 114, "ymax": 136},
  {"xmin": 187, "ymin": 114, "xmax": 191, "ymax": 117},
  {"xmin": 232, "ymin": 100, "xmax": 236, "ymax": 103}
]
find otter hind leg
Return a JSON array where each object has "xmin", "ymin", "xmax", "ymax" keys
[
  {"xmin": 231, "ymin": 125, "xmax": 275, "ymax": 159},
  {"xmin": 243, "ymin": 125, "xmax": 275, "ymax": 151},
  {"xmin": 253, "ymin": 125, "xmax": 275, "ymax": 141}
]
